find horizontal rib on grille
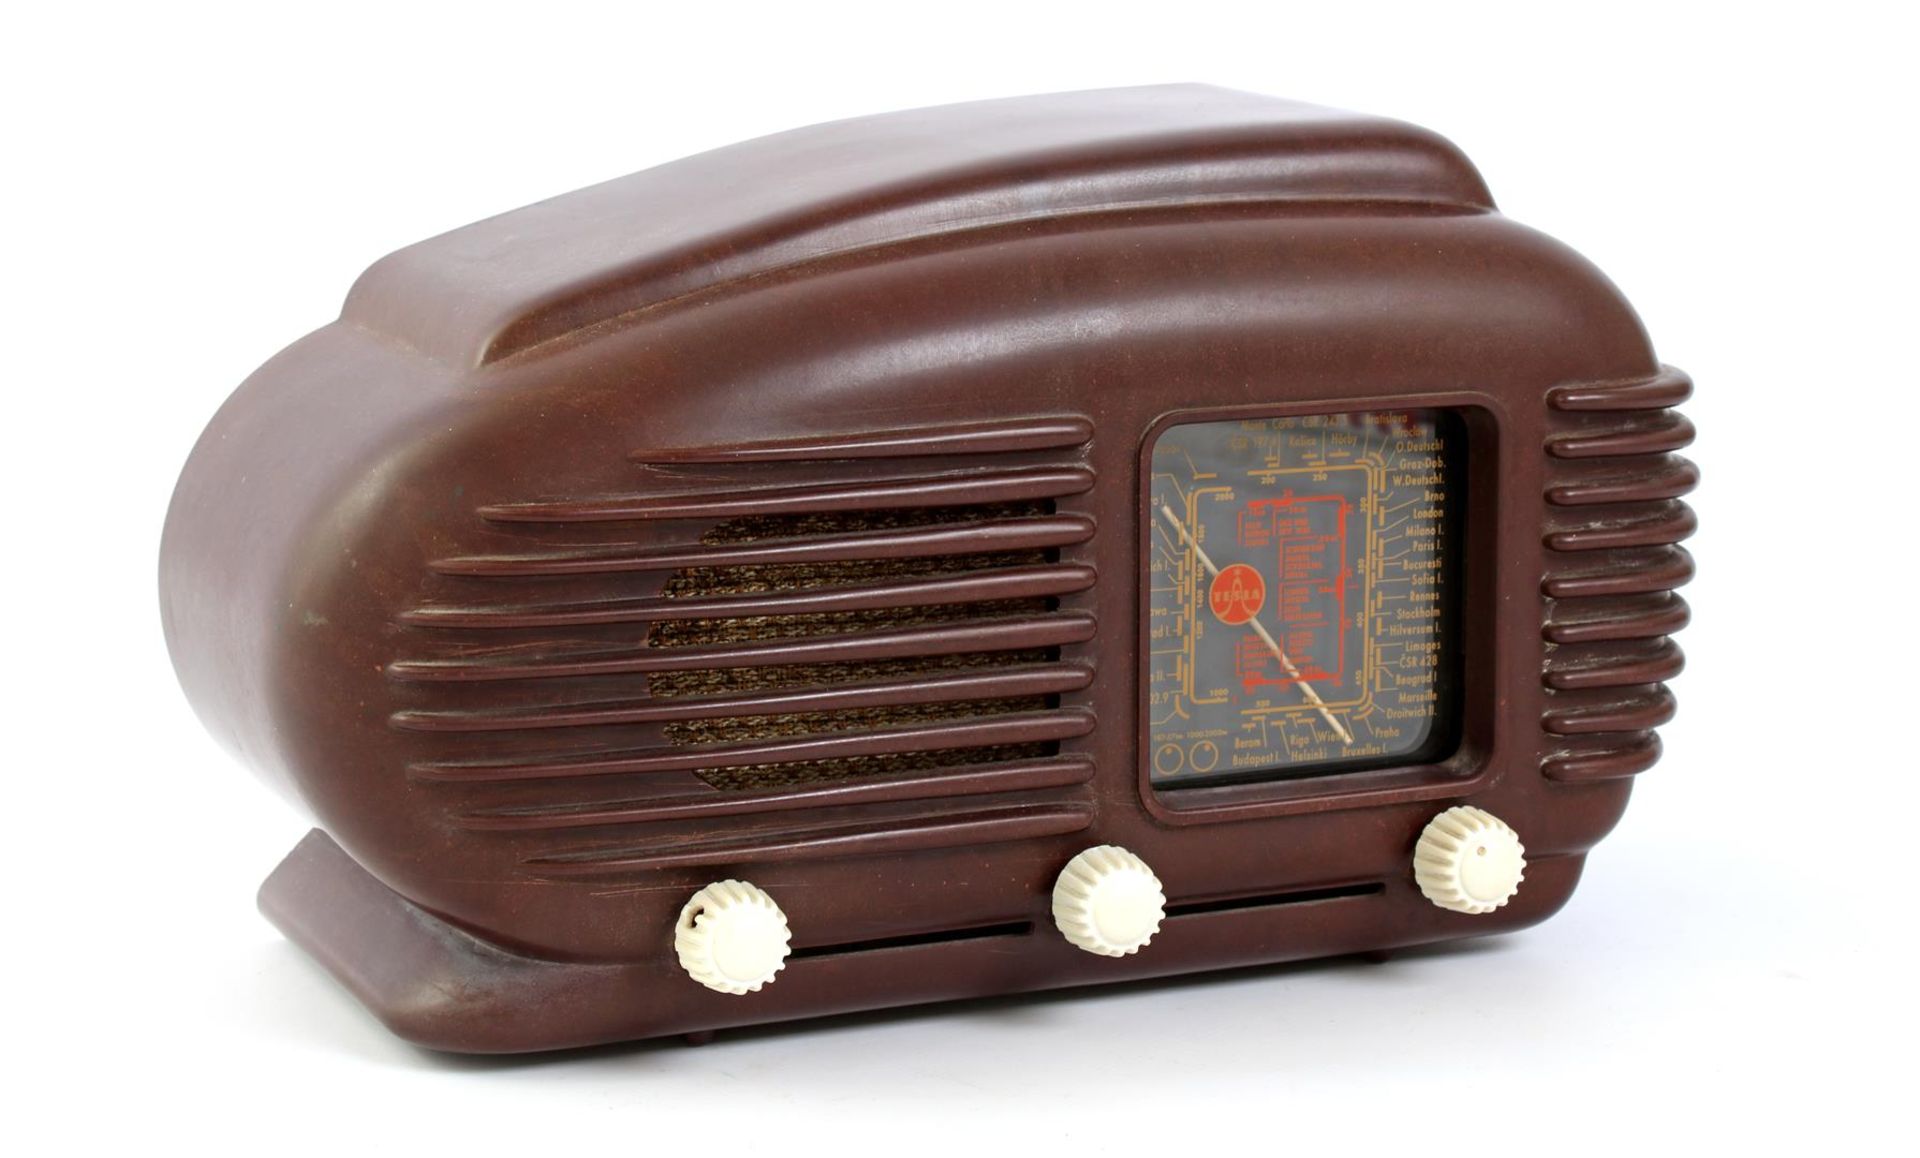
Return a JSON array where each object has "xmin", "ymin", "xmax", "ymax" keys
[
  {"xmin": 644, "ymin": 501, "xmax": 1083, "ymax": 792},
  {"xmin": 390, "ymin": 415, "xmax": 1098, "ymax": 874},
  {"xmin": 1540, "ymin": 367, "xmax": 1696, "ymax": 783}
]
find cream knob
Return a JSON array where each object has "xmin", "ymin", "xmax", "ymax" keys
[
  {"xmin": 1052, "ymin": 845, "xmax": 1166, "ymax": 956},
  {"xmin": 673, "ymin": 879, "xmax": 792, "ymax": 994},
  {"xmin": 1414, "ymin": 806, "xmax": 1527, "ymax": 914}
]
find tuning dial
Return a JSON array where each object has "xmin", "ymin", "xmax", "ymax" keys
[
  {"xmin": 1414, "ymin": 806, "xmax": 1527, "ymax": 914},
  {"xmin": 673, "ymin": 879, "xmax": 792, "ymax": 994},
  {"xmin": 1052, "ymin": 845, "xmax": 1166, "ymax": 956}
]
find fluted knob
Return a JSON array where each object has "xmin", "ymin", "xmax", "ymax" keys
[
  {"xmin": 1414, "ymin": 806, "xmax": 1527, "ymax": 915},
  {"xmin": 673, "ymin": 879, "xmax": 792, "ymax": 994},
  {"xmin": 1052, "ymin": 845, "xmax": 1166, "ymax": 957}
]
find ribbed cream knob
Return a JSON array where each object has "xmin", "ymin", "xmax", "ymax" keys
[
  {"xmin": 1414, "ymin": 806, "xmax": 1527, "ymax": 915},
  {"xmin": 673, "ymin": 879, "xmax": 792, "ymax": 994},
  {"xmin": 1052, "ymin": 845, "xmax": 1166, "ymax": 956}
]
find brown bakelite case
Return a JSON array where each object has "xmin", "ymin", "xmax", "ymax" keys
[{"xmin": 160, "ymin": 86, "xmax": 1694, "ymax": 1053}]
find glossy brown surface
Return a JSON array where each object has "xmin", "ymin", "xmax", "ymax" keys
[{"xmin": 161, "ymin": 85, "xmax": 1692, "ymax": 1052}]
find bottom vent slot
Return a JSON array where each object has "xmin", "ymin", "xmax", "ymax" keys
[
  {"xmin": 1165, "ymin": 882, "xmax": 1385, "ymax": 918},
  {"xmin": 786, "ymin": 884, "xmax": 1388, "ymax": 960},
  {"xmin": 792, "ymin": 921, "xmax": 1034, "ymax": 960}
]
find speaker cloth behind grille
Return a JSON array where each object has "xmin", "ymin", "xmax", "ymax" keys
[{"xmin": 647, "ymin": 504, "xmax": 1064, "ymax": 790}]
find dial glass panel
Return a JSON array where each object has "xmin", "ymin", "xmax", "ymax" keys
[{"xmin": 1145, "ymin": 409, "xmax": 1461, "ymax": 787}]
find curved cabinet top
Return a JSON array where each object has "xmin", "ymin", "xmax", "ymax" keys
[{"xmin": 342, "ymin": 84, "xmax": 1493, "ymax": 368}]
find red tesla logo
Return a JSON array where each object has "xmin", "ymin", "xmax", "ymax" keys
[{"xmin": 1208, "ymin": 563, "xmax": 1266, "ymax": 626}]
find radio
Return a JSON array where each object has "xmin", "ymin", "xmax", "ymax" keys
[{"xmin": 160, "ymin": 85, "xmax": 1694, "ymax": 1053}]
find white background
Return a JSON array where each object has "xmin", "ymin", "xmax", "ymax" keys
[{"xmin": 8, "ymin": 2, "xmax": 1915, "ymax": 1153}]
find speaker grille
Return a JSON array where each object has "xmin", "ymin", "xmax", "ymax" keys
[
  {"xmin": 392, "ymin": 416, "xmax": 1101, "ymax": 874},
  {"xmin": 649, "ymin": 503, "xmax": 1058, "ymax": 790}
]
